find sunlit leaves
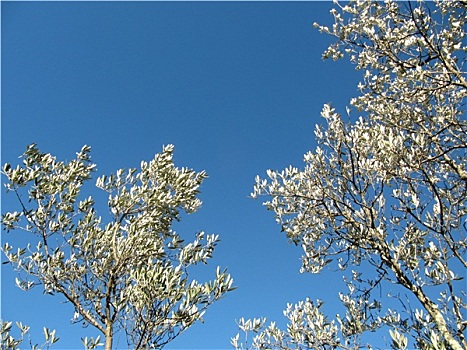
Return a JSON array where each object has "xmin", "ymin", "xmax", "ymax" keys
[
  {"xmin": 0, "ymin": 321, "xmax": 59, "ymax": 350},
  {"xmin": 232, "ymin": 299, "xmax": 340, "ymax": 350},
  {"xmin": 244, "ymin": 1, "xmax": 466, "ymax": 349},
  {"xmin": 81, "ymin": 335, "xmax": 103, "ymax": 350},
  {"xmin": 2, "ymin": 144, "xmax": 234, "ymax": 348}
]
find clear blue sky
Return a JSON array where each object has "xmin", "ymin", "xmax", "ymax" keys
[{"xmin": 2, "ymin": 2, "xmax": 363, "ymax": 348}]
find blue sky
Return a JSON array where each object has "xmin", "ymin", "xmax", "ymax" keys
[{"xmin": 1, "ymin": 1, "xmax": 364, "ymax": 348}]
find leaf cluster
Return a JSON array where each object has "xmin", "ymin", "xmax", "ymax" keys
[
  {"xmin": 2, "ymin": 144, "xmax": 234, "ymax": 349},
  {"xmin": 243, "ymin": 1, "xmax": 467, "ymax": 349}
]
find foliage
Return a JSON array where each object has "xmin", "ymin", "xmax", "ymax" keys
[
  {"xmin": 2, "ymin": 144, "xmax": 234, "ymax": 349},
  {"xmin": 0, "ymin": 320, "xmax": 59, "ymax": 350},
  {"xmin": 234, "ymin": 1, "xmax": 467, "ymax": 349},
  {"xmin": 231, "ymin": 300, "xmax": 340, "ymax": 350}
]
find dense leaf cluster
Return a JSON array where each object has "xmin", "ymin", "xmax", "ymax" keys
[
  {"xmin": 235, "ymin": 1, "xmax": 466, "ymax": 349},
  {"xmin": 2, "ymin": 144, "xmax": 234, "ymax": 349}
]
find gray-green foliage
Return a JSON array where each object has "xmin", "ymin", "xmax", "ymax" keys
[
  {"xmin": 2, "ymin": 144, "xmax": 234, "ymax": 349},
  {"xmin": 234, "ymin": 1, "xmax": 466, "ymax": 349},
  {"xmin": 0, "ymin": 320, "xmax": 58, "ymax": 350}
]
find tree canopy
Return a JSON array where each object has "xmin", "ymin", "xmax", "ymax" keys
[
  {"xmin": 2, "ymin": 1, "xmax": 466, "ymax": 349},
  {"xmin": 2, "ymin": 144, "xmax": 234, "ymax": 349},
  {"xmin": 234, "ymin": 1, "xmax": 467, "ymax": 349}
]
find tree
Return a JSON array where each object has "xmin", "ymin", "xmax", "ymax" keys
[
  {"xmin": 233, "ymin": 1, "xmax": 466, "ymax": 349},
  {"xmin": 2, "ymin": 144, "xmax": 234, "ymax": 349}
]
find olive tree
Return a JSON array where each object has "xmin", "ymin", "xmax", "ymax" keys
[
  {"xmin": 2, "ymin": 144, "xmax": 234, "ymax": 349},
  {"xmin": 233, "ymin": 1, "xmax": 466, "ymax": 349}
]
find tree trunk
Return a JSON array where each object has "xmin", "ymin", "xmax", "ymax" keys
[{"xmin": 105, "ymin": 324, "xmax": 113, "ymax": 350}]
